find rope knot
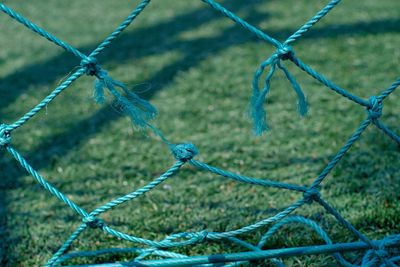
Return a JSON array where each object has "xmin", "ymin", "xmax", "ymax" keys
[
  {"xmin": 83, "ymin": 216, "xmax": 105, "ymax": 229},
  {"xmin": 80, "ymin": 56, "xmax": 157, "ymax": 128},
  {"xmin": 171, "ymin": 143, "xmax": 198, "ymax": 161},
  {"xmin": 80, "ymin": 57, "xmax": 102, "ymax": 76},
  {"xmin": 367, "ymin": 96, "xmax": 383, "ymax": 120},
  {"xmin": 375, "ymin": 248, "xmax": 390, "ymax": 259},
  {"xmin": 0, "ymin": 124, "xmax": 11, "ymax": 147},
  {"xmin": 276, "ymin": 45, "xmax": 293, "ymax": 61},
  {"xmin": 193, "ymin": 230, "xmax": 208, "ymax": 243},
  {"xmin": 303, "ymin": 188, "xmax": 321, "ymax": 204}
]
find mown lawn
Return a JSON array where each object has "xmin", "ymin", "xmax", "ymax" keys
[{"xmin": 0, "ymin": 0, "xmax": 399, "ymax": 266}]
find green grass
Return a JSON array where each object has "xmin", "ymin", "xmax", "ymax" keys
[{"xmin": 0, "ymin": 0, "xmax": 399, "ymax": 266}]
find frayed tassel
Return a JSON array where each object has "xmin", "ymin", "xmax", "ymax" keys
[
  {"xmin": 94, "ymin": 70, "xmax": 157, "ymax": 129},
  {"xmin": 251, "ymin": 95, "xmax": 268, "ymax": 136},
  {"xmin": 94, "ymin": 79, "xmax": 106, "ymax": 104},
  {"xmin": 120, "ymin": 86, "xmax": 157, "ymax": 121},
  {"xmin": 297, "ymin": 91, "xmax": 308, "ymax": 116},
  {"xmin": 249, "ymin": 49, "xmax": 308, "ymax": 137},
  {"xmin": 117, "ymin": 93, "xmax": 152, "ymax": 128},
  {"xmin": 250, "ymin": 59, "xmax": 276, "ymax": 135},
  {"xmin": 278, "ymin": 62, "xmax": 308, "ymax": 116}
]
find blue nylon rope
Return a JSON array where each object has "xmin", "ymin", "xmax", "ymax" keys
[{"xmin": 0, "ymin": 0, "xmax": 399, "ymax": 266}]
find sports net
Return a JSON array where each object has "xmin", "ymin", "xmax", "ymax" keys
[{"xmin": 0, "ymin": 0, "xmax": 399, "ymax": 266}]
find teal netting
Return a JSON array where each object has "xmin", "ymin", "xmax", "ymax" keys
[{"xmin": 1, "ymin": 0, "xmax": 399, "ymax": 266}]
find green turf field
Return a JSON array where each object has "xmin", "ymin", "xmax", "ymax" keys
[{"xmin": 0, "ymin": 0, "xmax": 399, "ymax": 266}]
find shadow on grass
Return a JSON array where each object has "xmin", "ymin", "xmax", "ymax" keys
[{"xmin": 0, "ymin": 0, "xmax": 399, "ymax": 264}]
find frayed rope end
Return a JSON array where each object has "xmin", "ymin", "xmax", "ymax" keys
[
  {"xmin": 94, "ymin": 72, "xmax": 157, "ymax": 129},
  {"xmin": 297, "ymin": 97, "xmax": 308, "ymax": 117},
  {"xmin": 250, "ymin": 95, "xmax": 270, "ymax": 136}
]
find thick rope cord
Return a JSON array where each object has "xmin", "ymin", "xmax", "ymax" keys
[
  {"xmin": 6, "ymin": 145, "xmax": 88, "ymax": 218},
  {"xmin": 58, "ymin": 247, "xmax": 189, "ymax": 264},
  {"xmin": 0, "ymin": 0, "xmax": 399, "ymax": 266},
  {"xmin": 6, "ymin": 68, "xmax": 85, "ymax": 131},
  {"xmin": 189, "ymin": 159, "xmax": 307, "ymax": 192},
  {"xmin": 284, "ymin": 0, "xmax": 342, "ymax": 45}
]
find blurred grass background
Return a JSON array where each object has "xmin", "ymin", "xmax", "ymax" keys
[{"xmin": 0, "ymin": 0, "xmax": 399, "ymax": 266}]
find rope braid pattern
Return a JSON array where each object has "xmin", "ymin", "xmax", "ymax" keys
[{"xmin": 0, "ymin": 0, "xmax": 399, "ymax": 266}]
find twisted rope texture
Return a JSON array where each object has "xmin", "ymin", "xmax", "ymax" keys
[{"xmin": 0, "ymin": 0, "xmax": 399, "ymax": 266}]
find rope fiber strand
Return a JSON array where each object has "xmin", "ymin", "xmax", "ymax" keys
[{"xmin": 0, "ymin": 0, "xmax": 399, "ymax": 266}]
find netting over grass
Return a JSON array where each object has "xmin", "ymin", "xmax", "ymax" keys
[{"xmin": 0, "ymin": 0, "xmax": 399, "ymax": 266}]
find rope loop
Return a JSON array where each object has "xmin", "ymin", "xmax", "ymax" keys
[
  {"xmin": 275, "ymin": 44, "xmax": 294, "ymax": 61},
  {"xmin": 0, "ymin": 124, "xmax": 11, "ymax": 147},
  {"xmin": 80, "ymin": 57, "xmax": 102, "ymax": 77},
  {"xmin": 367, "ymin": 96, "xmax": 383, "ymax": 120},
  {"xmin": 303, "ymin": 188, "xmax": 321, "ymax": 204},
  {"xmin": 82, "ymin": 216, "xmax": 105, "ymax": 229},
  {"xmin": 171, "ymin": 143, "xmax": 198, "ymax": 161}
]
